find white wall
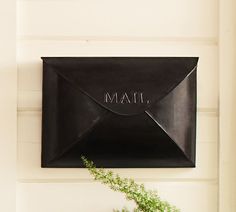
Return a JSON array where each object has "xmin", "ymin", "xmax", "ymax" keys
[
  {"xmin": 15, "ymin": 0, "xmax": 220, "ymax": 211},
  {"xmin": 219, "ymin": 0, "xmax": 236, "ymax": 211},
  {"xmin": 0, "ymin": 0, "xmax": 17, "ymax": 211}
]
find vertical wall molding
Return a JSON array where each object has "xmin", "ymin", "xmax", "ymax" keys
[
  {"xmin": 219, "ymin": 0, "xmax": 236, "ymax": 211},
  {"xmin": 0, "ymin": 0, "xmax": 17, "ymax": 211}
]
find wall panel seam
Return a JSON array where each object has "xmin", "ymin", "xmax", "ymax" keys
[
  {"xmin": 17, "ymin": 178, "xmax": 219, "ymax": 184},
  {"xmin": 17, "ymin": 36, "xmax": 218, "ymax": 45}
]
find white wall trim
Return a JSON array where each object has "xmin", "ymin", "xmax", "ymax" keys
[
  {"xmin": 219, "ymin": 0, "xmax": 236, "ymax": 211},
  {"xmin": 0, "ymin": 0, "xmax": 17, "ymax": 211}
]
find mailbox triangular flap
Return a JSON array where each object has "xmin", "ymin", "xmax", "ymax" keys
[
  {"xmin": 146, "ymin": 69, "xmax": 196, "ymax": 165},
  {"xmin": 42, "ymin": 57, "xmax": 198, "ymax": 116},
  {"xmin": 41, "ymin": 65, "xmax": 109, "ymax": 166},
  {"xmin": 45, "ymin": 111, "xmax": 195, "ymax": 168}
]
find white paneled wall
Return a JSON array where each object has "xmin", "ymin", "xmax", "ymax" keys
[
  {"xmin": 17, "ymin": 182, "xmax": 217, "ymax": 212},
  {"xmin": 16, "ymin": 0, "xmax": 219, "ymax": 211},
  {"xmin": 0, "ymin": 0, "xmax": 17, "ymax": 212},
  {"xmin": 17, "ymin": 0, "xmax": 218, "ymax": 38},
  {"xmin": 219, "ymin": 0, "xmax": 236, "ymax": 211}
]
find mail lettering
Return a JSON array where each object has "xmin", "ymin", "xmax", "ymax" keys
[{"xmin": 104, "ymin": 92, "xmax": 150, "ymax": 104}]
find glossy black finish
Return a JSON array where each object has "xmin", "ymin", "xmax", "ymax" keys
[{"xmin": 41, "ymin": 57, "xmax": 198, "ymax": 168}]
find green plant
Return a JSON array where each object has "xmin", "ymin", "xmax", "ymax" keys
[{"xmin": 81, "ymin": 156, "xmax": 180, "ymax": 212}]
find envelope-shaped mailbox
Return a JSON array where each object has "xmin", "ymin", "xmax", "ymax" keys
[{"xmin": 41, "ymin": 57, "xmax": 198, "ymax": 168}]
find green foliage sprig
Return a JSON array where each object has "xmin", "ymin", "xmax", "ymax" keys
[{"xmin": 81, "ymin": 156, "xmax": 180, "ymax": 212}]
